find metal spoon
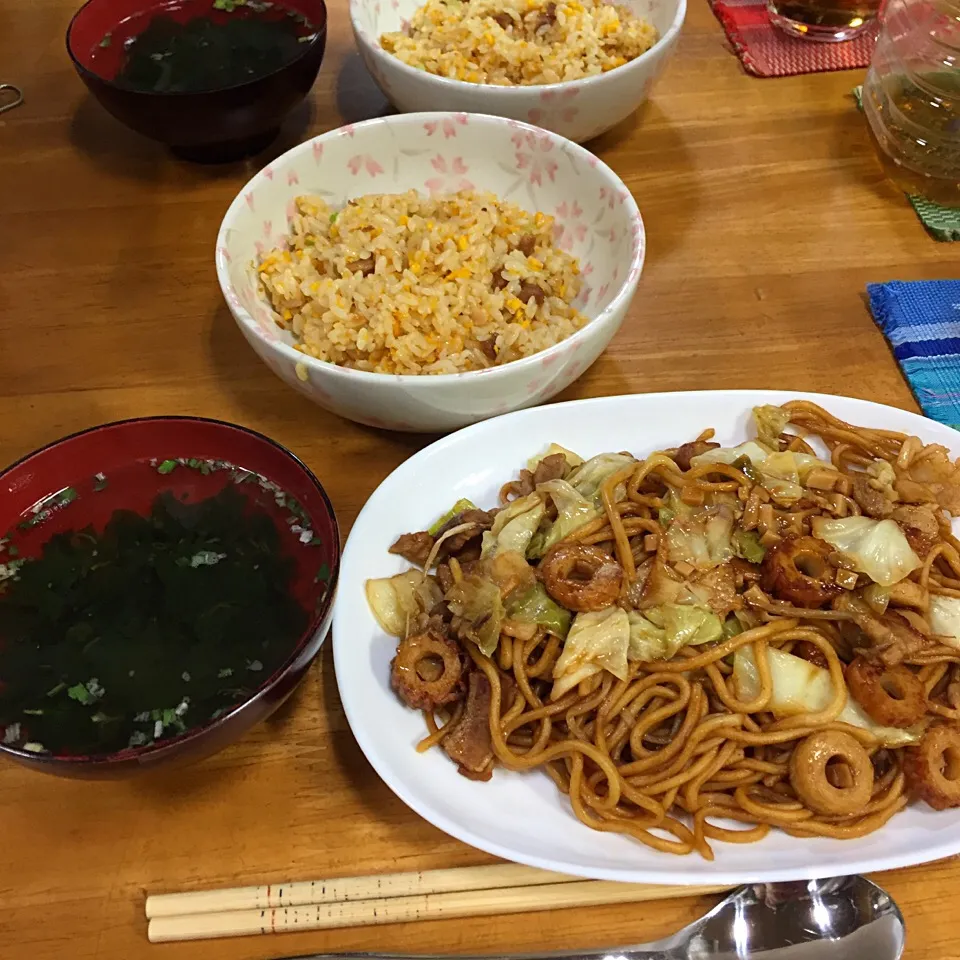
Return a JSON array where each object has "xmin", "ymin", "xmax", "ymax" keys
[{"xmin": 285, "ymin": 876, "xmax": 904, "ymax": 960}]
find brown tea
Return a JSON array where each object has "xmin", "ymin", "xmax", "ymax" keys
[{"xmin": 767, "ymin": 0, "xmax": 880, "ymax": 41}]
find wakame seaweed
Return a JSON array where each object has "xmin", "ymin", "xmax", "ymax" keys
[
  {"xmin": 0, "ymin": 486, "xmax": 308, "ymax": 755},
  {"xmin": 112, "ymin": 4, "xmax": 316, "ymax": 94}
]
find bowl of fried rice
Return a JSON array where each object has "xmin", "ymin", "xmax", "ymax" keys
[
  {"xmin": 349, "ymin": 0, "xmax": 684, "ymax": 143},
  {"xmin": 216, "ymin": 112, "xmax": 644, "ymax": 432}
]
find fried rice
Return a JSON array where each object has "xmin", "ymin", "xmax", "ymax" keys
[
  {"xmin": 379, "ymin": 0, "xmax": 657, "ymax": 86},
  {"xmin": 255, "ymin": 190, "xmax": 588, "ymax": 375}
]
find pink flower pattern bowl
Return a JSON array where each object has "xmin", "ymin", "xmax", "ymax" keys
[
  {"xmin": 216, "ymin": 112, "xmax": 645, "ymax": 433},
  {"xmin": 349, "ymin": 0, "xmax": 685, "ymax": 143}
]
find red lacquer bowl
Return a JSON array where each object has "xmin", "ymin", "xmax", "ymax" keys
[
  {"xmin": 66, "ymin": 0, "xmax": 327, "ymax": 162},
  {"xmin": 0, "ymin": 417, "xmax": 339, "ymax": 778}
]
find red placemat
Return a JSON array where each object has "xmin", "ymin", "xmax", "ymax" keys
[{"xmin": 708, "ymin": 0, "xmax": 875, "ymax": 76}]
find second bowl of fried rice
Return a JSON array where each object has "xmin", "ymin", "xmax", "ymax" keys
[
  {"xmin": 350, "ymin": 0, "xmax": 684, "ymax": 143},
  {"xmin": 216, "ymin": 112, "xmax": 644, "ymax": 432}
]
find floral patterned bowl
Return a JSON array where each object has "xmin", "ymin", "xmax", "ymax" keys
[
  {"xmin": 349, "ymin": 0, "xmax": 684, "ymax": 143},
  {"xmin": 216, "ymin": 112, "xmax": 644, "ymax": 433}
]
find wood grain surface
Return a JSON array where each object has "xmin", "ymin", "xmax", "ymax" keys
[{"xmin": 1, "ymin": 0, "xmax": 959, "ymax": 957}]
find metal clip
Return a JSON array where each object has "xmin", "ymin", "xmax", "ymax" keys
[{"xmin": 0, "ymin": 84, "xmax": 24, "ymax": 115}]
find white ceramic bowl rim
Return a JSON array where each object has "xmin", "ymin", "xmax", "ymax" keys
[
  {"xmin": 215, "ymin": 112, "xmax": 645, "ymax": 385},
  {"xmin": 349, "ymin": 0, "xmax": 687, "ymax": 95}
]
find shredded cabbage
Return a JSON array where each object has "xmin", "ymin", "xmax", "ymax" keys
[
  {"xmin": 762, "ymin": 451, "xmax": 833, "ymax": 501},
  {"xmin": 505, "ymin": 581, "xmax": 571, "ymax": 638},
  {"xmin": 638, "ymin": 557, "xmax": 739, "ymax": 618},
  {"xmin": 487, "ymin": 549, "xmax": 536, "ymax": 600},
  {"xmin": 552, "ymin": 607, "xmax": 629, "ymax": 700},
  {"xmin": 691, "ymin": 442, "xmax": 831, "ymax": 505},
  {"xmin": 752, "ymin": 404, "xmax": 792, "ymax": 448},
  {"xmin": 481, "ymin": 493, "xmax": 544, "ymax": 559},
  {"xmin": 638, "ymin": 559, "xmax": 684, "ymax": 608},
  {"xmin": 445, "ymin": 575, "xmax": 504, "ymax": 656},
  {"xmin": 683, "ymin": 563, "xmax": 739, "ymax": 618},
  {"xmin": 427, "ymin": 498, "xmax": 477, "ymax": 536},
  {"xmin": 527, "ymin": 443, "xmax": 584, "ymax": 473},
  {"xmin": 627, "ymin": 603, "xmax": 722, "ymax": 662},
  {"xmin": 690, "ymin": 441, "xmax": 773, "ymax": 471},
  {"xmin": 722, "ymin": 616, "xmax": 743, "ymax": 639},
  {"xmin": 929, "ymin": 595, "xmax": 960, "ymax": 650},
  {"xmin": 791, "ymin": 452, "xmax": 836, "ymax": 481},
  {"xmin": 529, "ymin": 479, "xmax": 599, "ymax": 558},
  {"xmin": 649, "ymin": 603, "xmax": 723, "ymax": 647},
  {"xmin": 759, "ymin": 451, "xmax": 804, "ymax": 502},
  {"xmin": 862, "ymin": 582, "xmax": 891, "ymax": 616},
  {"xmin": 566, "ymin": 452, "xmax": 635, "ymax": 501},
  {"xmin": 812, "ymin": 515, "xmax": 921, "ymax": 586},
  {"xmin": 868, "ymin": 460, "xmax": 898, "ymax": 500},
  {"xmin": 365, "ymin": 571, "xmax": 443, "ymax": 637},
  {"xmin": 663, "ymin": 507, "xmax": 734, "ymax": 570},
  {"xmin": 733, "ymin": 645, "xmax": 921, "ymax": 747},
  {"xmin": 626, "ymin": 611, "xmax": 669, "ymax": 660}
]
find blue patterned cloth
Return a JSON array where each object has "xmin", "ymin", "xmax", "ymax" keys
[{"xmin": 868, "ymin": 280, "xmax": 960, "ymax": 429}]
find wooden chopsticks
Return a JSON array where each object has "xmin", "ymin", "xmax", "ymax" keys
[{"xmin": 145, "ymin": 862, "xmax": 728, "ymax": 943}]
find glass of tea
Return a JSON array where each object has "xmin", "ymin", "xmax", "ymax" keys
[{"xmin": 767, "ymin": 0, "xmax": 881, "ymax": 41}]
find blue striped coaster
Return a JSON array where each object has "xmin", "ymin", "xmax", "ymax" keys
[{"xmin": 868, "ymin": 280, "xmax": 960, "ymax": 429}]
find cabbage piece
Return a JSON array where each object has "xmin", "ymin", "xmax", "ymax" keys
[
  {"xmin": 663, "ymin": 507, "xmax": 734, "ymax": 570},
  {"xmin": 690, "ymin": 441, "xmax": 773, "ymax": 471},
  {"xmin": 655, "ymin": 489, "xmax": 694, "ymax": 529},
  {"xmin": 640, "ymin": 549, "xmax": 739, "ymax": 618},
  {"xmin": 684, "ymin": 563, "xmax": 740, "ymax": 619},
  {"xmin": 626, "ymin": 611, "xmax": 668, "ymax": 660},
  {"xmin": 722, "ymin": 616, "xmax": 743, "ymax": 639},
  {"xmin": 692, "ymin": 441, "xmax": 832, "ymax": 505},
  {"xmin": 639, "ymin": 559, "xmax": 684, "ymax": 608},
  {"xmin": 868, "ymin": 460, "xmax": 898, "ymax": 501},
  {"xmin": 366, "ymin": 571, "xmax": 443, "ymax": 637},
  {"xmin": 791, "ymin": 453, "xmax": 836, "ymax": 481},
  {"xmin": 527, "ymin": 443, "xmax": 584, "ymax": 473},
  {"xmin": 487, "ymin": 549, "xmax": 536, "ymax": 600},
  {"xmin": 733, "ymin": 645, "xmax": 921, "ymax": 747},
  {"xmin": 506, "ymin": 581, "xmax": 571, "ymax": 638},
  {"xmin": 481, "ymin": 493, "xmax": 544, "ymax": 559},
  {"xmin": 628, "ymin": 604, "xmax": 722, "ymax": 662},
  {"xmin": 445, "ymin": 575, "xmax": 504, "ymax": 656},
  {"xmin": 649, "ymin": 603, "xmax": 723, "ymax": 647},
  {"xmin": 862, "ymin": 582, "xmax": 891, "ymax": 616},
  {"xmin": 529, "ymin": 479, "xmax": 600, "ymax": 558},
  {"xmin": 758, "ymin": 451, "xmax": 834, "ymax": 504},
  {"xmin": 753, "ymin": 404, "xmax": 792, "ymax": 448},
  {"xmin": 658, "ymin": 506, "xmax": 676, "ymax": 526},
  {"xmin": 732, "ymin": 528, "xmax": 765, "ymax": 564},
  {"xmin": 552, "ymin": 607, "xmax": 629, "ymax": 700},
  {"xmin": 427, "ymin": 498, "xmax": 477, "ymax": 536},
  {"xmin": 812, "ymin": 515, "xmax": 921, "ymax": 587},
  {"xmin": 769, "ymin": 451, "xmax": 836, "ymax": 503},
  {"xmin": 758, "ymin": 451, "xmax": 804, "ymax": 503},
  {"xmin": 566, "ymin": 452, "xmax": 635, "ymax": 501},
  {"xmin": 929, "ymin": 595, "xmax": 960, "ymax": 649}
]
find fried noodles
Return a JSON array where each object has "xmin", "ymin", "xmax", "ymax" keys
[{"xmin": 366, "ymin": 401, "xmax": 960, "ymax": 858}]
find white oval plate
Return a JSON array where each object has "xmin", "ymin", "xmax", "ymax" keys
[{"xmin": 333, "ymin": 390, "xmax": 960, "ymax": 884}]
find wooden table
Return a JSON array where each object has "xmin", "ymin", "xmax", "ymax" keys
[{"xmin": 2, "ymin": 0, "xmax": 959, "ymax": 957}]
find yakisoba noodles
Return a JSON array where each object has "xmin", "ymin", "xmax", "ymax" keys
[{"xmin": 366, "ymin": 401, "xmax": 960, "ymax": 858}]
